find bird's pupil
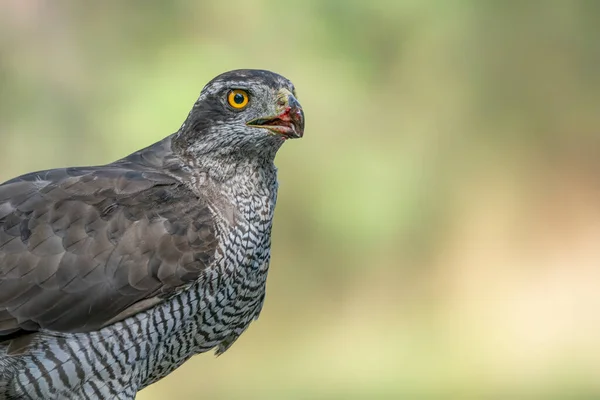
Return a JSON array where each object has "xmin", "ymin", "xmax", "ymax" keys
[{"xmin": 234, "ymin": 93, "xmax": 244, "ymax": 104}]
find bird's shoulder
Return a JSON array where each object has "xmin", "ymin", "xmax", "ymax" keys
[{"xmin": 0, "ymin": 137, "xmax": 220, "ymax": 340}]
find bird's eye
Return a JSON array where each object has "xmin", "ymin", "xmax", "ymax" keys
[{"xmin": 227, "ymin": 89, "xmax": 249, "ymax": 109}]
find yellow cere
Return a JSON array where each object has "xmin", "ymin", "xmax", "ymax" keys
[{"xmin": 227, "ymin": 89, "xmax": 249, "ymax": 109}]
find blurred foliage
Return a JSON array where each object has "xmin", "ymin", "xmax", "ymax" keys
[{"xmin": 1, "ymin": 1, "xmax": 600, "ymax": 399}]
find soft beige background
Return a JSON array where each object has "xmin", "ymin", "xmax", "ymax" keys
[{"xmin": 1, "ymin": 1, "xmax": 600, "ymax": 398}]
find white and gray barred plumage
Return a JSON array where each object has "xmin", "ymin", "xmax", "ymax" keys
[{"xmin": 0, "ymin": 69, "xmax": 304, "ymax": 399}]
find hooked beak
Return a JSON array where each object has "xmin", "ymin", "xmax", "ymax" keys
[{"xmin": 246, "ymin": 91, "xmax": 304, "ymax": 139}]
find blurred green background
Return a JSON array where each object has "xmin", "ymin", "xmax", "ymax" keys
[{"xmin": 2, "ymin": 1, "xmax": 600, "ymax": 399}]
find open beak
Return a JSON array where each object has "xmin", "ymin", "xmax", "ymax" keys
[{"xmin": 246, "ymin": 92, "xmax": 304, "ymax": 139}]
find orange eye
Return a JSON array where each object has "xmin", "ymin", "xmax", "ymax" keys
[{"xmin": 227, "ymin": 89, "xmax": 249, "ymax": 109}]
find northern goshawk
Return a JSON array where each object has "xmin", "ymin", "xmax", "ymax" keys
[{"xmin": 0, "ymin": 69, "xmax": 304, "ymax": 399}]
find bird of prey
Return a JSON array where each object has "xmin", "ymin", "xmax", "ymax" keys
[{"xmin": 0, "ymin": 69, "xmax": 304, "ymax": 399}]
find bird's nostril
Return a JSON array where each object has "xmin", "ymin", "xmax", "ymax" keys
[{"xmin": 288, "ymin": 95, "xmax": 301, "ymax": 108}]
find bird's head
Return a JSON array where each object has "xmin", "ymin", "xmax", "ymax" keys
[{"xmin": 174, "ymin": 69, "xmax": 304, "ymax": 162}]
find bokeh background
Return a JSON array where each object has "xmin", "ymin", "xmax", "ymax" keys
[{"xmin": 2, "ymin": 1, "xmax": 600, "ymax": 398}]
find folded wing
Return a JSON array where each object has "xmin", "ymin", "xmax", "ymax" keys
[{"xmin": 0, "ymin": 164, "xmax": 217, "ymax": 337}]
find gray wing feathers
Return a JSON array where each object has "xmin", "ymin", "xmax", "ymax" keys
[{"xmin": 0, "ymin": 164, "xmax": 217, "ymax": 335}]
